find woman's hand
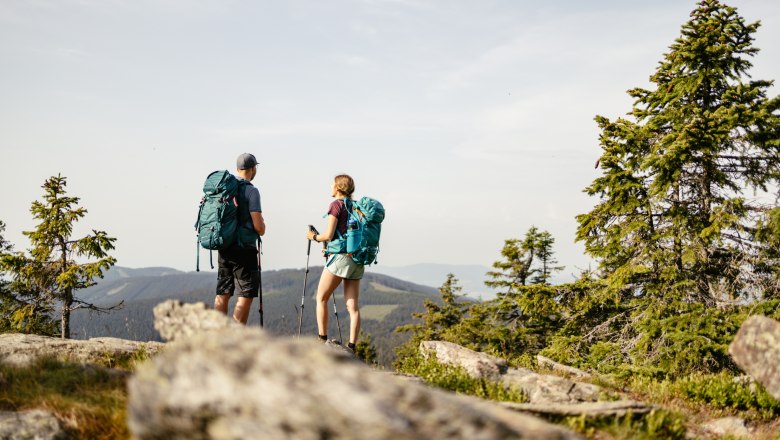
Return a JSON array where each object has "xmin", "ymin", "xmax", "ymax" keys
[{"xmin": 306, "ymin": 229, "xmax": 317, "ymax": 241}]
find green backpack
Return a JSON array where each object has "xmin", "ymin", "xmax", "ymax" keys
[
  {"xmin": 326, "ymin": 196, "xmax": 385, "ymax": 266},
  {"xmin": 194, "ymin": 170, "xmax": 258, "ymax": 271}
]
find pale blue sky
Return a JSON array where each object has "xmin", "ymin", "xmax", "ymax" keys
[{"xmin": 1, "ymin": 0, "xmax": 779, "ymax": 280}]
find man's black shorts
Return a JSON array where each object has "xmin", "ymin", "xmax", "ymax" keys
[{"xmin": 216, "ymin": 245, "xmax": 259, "ymax": 298}]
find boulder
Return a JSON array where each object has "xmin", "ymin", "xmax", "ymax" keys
[
  {"xmin": 729, "ymin": 315, "xmax": 780, "ymax": 401},
  {"xmin": 502, "ymin": 400, "xmax": 655, "ymax": 418},
  {"xmin": 0, "ymin": 333, "xmax": 163, "ymax": 367},
  {"xmin": 536, "ymin": 355, "xmax": 592, "ymax": 379},
  {"xmin": 0, "ymin": 410, "xmax": 65, "ymax": 440},
  {"xmin": 502, "ymin": 368, "xmax": 601, "ymax": 404},
  {"xmin": 420, "ymin": 341, "xmax": 507, "ymax": 380},
  {"xmin": 701, "ymin": 417, "xmax": 751, "ymax": 438},
  {"xmin": 153, "ymin": 300, "xmax": 236, "ymax": 342},
  {"xmin": 419, "ymin": 341, "xmax": 601, "ymax": 404},
  {"xmin": 128, "ymin": 301, "xmax": 583, "ymax": 440}
]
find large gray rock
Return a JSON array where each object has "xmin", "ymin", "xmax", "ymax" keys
[
  {"xmin": 502, "ymin": 368, "xmax": 601, "ymax": 404},
  {"xmin": 0, "ymin": 333, "xmax": 163, "ymax": 367},
  {"xmin": 420, "ymin": 341, "xmax": 507, "ymax": 380},
  {"xmin": 536, "ymin": 355, "xmax": 592, "ymax": 379},
  {"xmin": 0, "ymin": 410, "xmax": 65, "ymax": 440},
  {"xmin": 420, "ymin": 341, "xmax": 601, "ymax": 404},
  {"xmin": 700, "ymin": 417, "xmax": 751, "ymax": 438},
  {"xmin": 129, "ymin": 302, "xmax": 582, "ymax": 440},
  {"xmin": 153, "ymin": 300, "xmax": 236, "ymax": 342},
  {"xmin": 502, "ymin": 400, "xmax": 655, "ymax": 418},
  {"xmin": 729, "ymin": 315, "xmax": 780, "ymax": 401}
]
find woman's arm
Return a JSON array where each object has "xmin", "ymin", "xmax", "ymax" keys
[{"xmin": 307, "ymin": 215, "xmax": 338, "ymax": 243}]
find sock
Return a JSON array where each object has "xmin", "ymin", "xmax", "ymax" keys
[
  {"xmin": 347, "ymin": 342, "xmax": 356, "ymax": 351},
  {"xmin": 318, "ymin": 334, "xmax": 328, "ymax": 342}
]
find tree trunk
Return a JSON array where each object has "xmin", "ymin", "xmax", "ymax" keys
[{"xmin": 61, "ymin": 292, "xmax": 71, "ymax": 339}]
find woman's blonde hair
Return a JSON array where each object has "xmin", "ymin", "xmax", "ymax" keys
[{"xmin": 334, "ymin": 174, "xmax": 355, "ymax": 198}]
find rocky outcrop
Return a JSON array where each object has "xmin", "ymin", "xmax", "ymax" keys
[
  {"xmin": 420, "ymin": 341, "xmax": 601, "ymax": 404},
  {"xmin": 0, "ymin": 410, "xmax": 65, "ymax": 440},
  {"xmin": 153, "ymin": 300, "xmax": 236, "ymax": 342},
  {"xmin": 129, "ymin": 300, "xmax": 583, "ymax": 440},
  {"xmin": 420, "ymin": 340, "xmax": 507, "ymax": 380},
  {"xmin": 502, "ymin": 400, "xmax": 655, "ymax": 418},
  {"xmin": 537, "ymin": 355, "xmax": 592, "ymax": 379},
  {"xmin": 0, "ymin": 333, "xmax": 163, "ymax": 367},
  {"xmin": 729, "ymin": 315, "xmax": 780, "ymax": 401},
  {"xmin": 701, "ymin": 417, "xmax": 751, "ymax": 438}
]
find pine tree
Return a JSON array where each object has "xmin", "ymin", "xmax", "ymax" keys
[
  {"xmin": 486, "ymin": 226, "xmax": 540, "ymax": 294},
  {"xmin": 531, "ymin": 231, "xmax": 564, "ymax": 285},
  {"xmin": 577, "ymin": 0, "xmax": 780, "ymax": 304},
  {"xmin": 394, "ymin": 274, "xmax": 468, "ymax": 366},
  {"xmin": 0, "ymin": 175, "xmax": 120, "ymax": 338}
]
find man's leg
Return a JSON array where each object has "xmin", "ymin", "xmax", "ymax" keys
[
  {"xmin": 215, "ymin": 295, "xmax": 231, "ymax": 314},
  {"xmin": 233, "ymin": 297, "xmax": 254, "ymax": 324},
  {"xmin": 216, "ymin": 249, "xmax": 235, "ymax": 314}
]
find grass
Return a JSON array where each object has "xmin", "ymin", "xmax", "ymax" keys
[
  {"xmin": 360, "ymin": 304, "xmax": 399, "ymax": 321},
  {"xmin": 560, "ymin": 409, "xmax": 688, "ymax": 440},
  {"xmin": 369, "ymin": 281, "xmax": 408, "ymax": 293},
  {"xmin": 0, "ymin": 350, "xmax": 154, "ymax": 440},
  {"xmin": 396, "ymin": 354, "xmax": 527, "ymax": 403}
]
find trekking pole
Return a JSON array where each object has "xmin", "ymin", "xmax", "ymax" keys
[
  {"xmin": 298, "ymin": 225, "xmax": 317, "ymax": 337},
  {"xmin": 332, "ymin": 292, "xmax": 343, "ymax": 344},
  {"xmin": 257, "ymin": 238, "xmax": 264, "ymax": 328}
]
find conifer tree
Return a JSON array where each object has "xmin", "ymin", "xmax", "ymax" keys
[
  {"xmin": 578, "ymin": 0, "xmax": 780, "ymax": 304},
  {"xmin": 486, "ymin": 226, "xmax": 540, "ymax": 294},
  {"xmin": 395, "ymin": 274, "xmax": 468, "ymax": 365},
  {"xmin": 0, "ymin": 176, "xmax": 120, "ymax": 338},
  {"xmin": 487, "ymin": 227, "xmax": 564, "ymax": 290},
  {"xmin": 531, "ymin": 231, "xmax": 564, "ymax": 285}
]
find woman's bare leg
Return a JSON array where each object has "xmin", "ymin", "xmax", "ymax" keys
[
  {"xmin": 316, "ymin": 269, "xmax": 343, "ymax": 338},
  {"xmin": 343, "ymin": 278, "xmax": 361, "ymax": 345}
]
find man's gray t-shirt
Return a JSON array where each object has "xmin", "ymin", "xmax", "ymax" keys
[{"xmin": 240, "ymin": 179, "xmax": 261, "ymax": 230}]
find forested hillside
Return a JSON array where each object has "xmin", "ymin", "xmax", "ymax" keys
[{"xmin": 70, "ymin": 266, "xmax": 441, "ymax": 366}]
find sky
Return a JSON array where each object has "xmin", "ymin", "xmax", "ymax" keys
[{"xmin": 1, "ymin": 0, "xmax": 779, "ymax": 281}]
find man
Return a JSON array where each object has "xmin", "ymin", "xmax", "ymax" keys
[{"xmin": 214, "ymin": 153, "xmax": 266, "ymax": 325}]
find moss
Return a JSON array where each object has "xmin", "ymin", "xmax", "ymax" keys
[
  {"xmin": 563, "ymin": 409, "xmax": 687, "ymax": 440},
  {"xmin": 0, "ymin": 357, "xmax": 130, "ymax": 439},
  {"xmin": 396, "ymin": 353, "xmax": 527, "ymax": 403}
]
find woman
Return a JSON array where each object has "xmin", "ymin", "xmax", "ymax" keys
[{"xmin": 306, "ymin": 174, "xmax": 364, "ymax": 352}]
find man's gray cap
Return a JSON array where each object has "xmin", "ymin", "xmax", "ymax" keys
[{"xmin": 237, "ymin": 153, "xmax": 259, "ymax": 170}]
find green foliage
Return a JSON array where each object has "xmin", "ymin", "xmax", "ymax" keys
[
  {"xmin": 395, "ymin": 353, "xmax": 526, "ymax": 403},
  {"xmin": 0, "ymin": 220, "xmax": 59, "ymax": 336},
  {"xmin": 486, "ymin": 226, "xmax": 564, "ymax": 292},
  {"xmin": 354, "ymin": 331, "xmax": 378, "ymax": 366},
  {"xmin": 394, "ymin": 273, "xmax": 468, "ymax": 365},
  {"xmin": 628, "ymin": 372, "xmax": 780, "ymax": 422},
  {"xmin": 677, "ymin": 374, "xmax": 780, "ymax": 419},
  {"xmin": 563, "ymin": 410, "xmax": 687, "ymax": 440},
  {"xmin": 0, "ymin": 357, "xmax": 131, "ymax": 439},
  {"xmin": 578, "ymin": 0, "xmax": 780, "ymax": 304},
  {"xmin": 0, "ymin": 175, "xmax": 118, "ymax": 338},
  {"xmin": 556, "ymin": 0, "xmax": 780, "ymax": 379}
]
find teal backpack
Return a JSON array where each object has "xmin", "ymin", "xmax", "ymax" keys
[
  {"xmin": 326, "ymin": 197, "xmax": 385, "ymax": 266},
  {"xmin": 194, "ymin": 170, "xmax": 258, "ymax": 271}
]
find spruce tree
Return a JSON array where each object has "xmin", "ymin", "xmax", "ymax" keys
[
  {"xmin": 578, "ymin": 0, "xmax": 780, "ymax": 304},
  {"xmin": 394, "ymin": 273, "xmax": 468, "ymax": 366},
  {"xmin": 531, "ymin": 231, "xmax": 564, "ymax": 285},
  {"xmin": 0, "ymin": 175, "xmax": 120, "ymax": 338},
  {"xmin": 486, "ymin": 226, "xmax": 540, "ymax": 294}
]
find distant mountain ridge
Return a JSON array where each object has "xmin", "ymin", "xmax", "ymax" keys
[
  {"xmin": 371, "ymin": 263, "xmax": 498, "ymax": 299},
  {"xmin": 72, "ymin": 266, "xmax": 441, "ymax": 366}
]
